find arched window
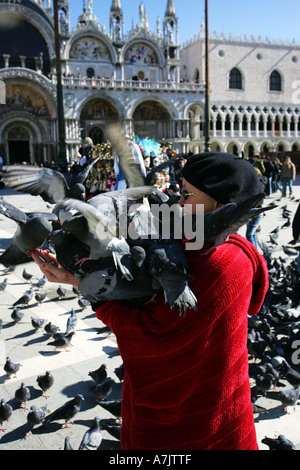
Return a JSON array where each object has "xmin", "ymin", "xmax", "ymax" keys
[
  {"xmin": 86, "ymin": 67, "xmax": 95, "ymax": 78},
  {"xmin": 269, "ymin": 70, "xmax": 282, "ymax": 91},
  {"xmin": 225, "ymin": 114, "xmax": 231, "ymax": 130},
  {"xmin": 229, "ymin": 68, "xmax": 242, "ymax": 90}
]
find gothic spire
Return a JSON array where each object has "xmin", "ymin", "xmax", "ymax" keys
[
  {"xmin": 110, "ymin": 0, "xmax": 122, "ymax": 14},
  {"xmin": 165, "ymin": 0, "xmax": 176, "ymax": 18}
]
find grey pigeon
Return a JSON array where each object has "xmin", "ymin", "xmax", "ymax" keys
[
  {"xmin": 53, "ymin": 186, "xmax": 153, "ymax": 268},
  {"xmin": 11, "ymin": 308, "xmax": 24, "ymax": 325},
  {"xmin": 3, "ymin": 265, "xmax": 16, "ymax": 274},
  {"xmin": 0, "ymin": 398, "xmax": 13, "ymax": 431},
  {"xmin": 203, "ymin": 194, "xmax": 276, "ymax": 248},
  {"xmin": 1, "ymin": 158, "xmax": 101, "ymax": 204},
  {"xmin": 44, "ymin": 394, "xmax": 84, "ymax": 427},
  {"xmin": 47, "ymin": 331, "xmax": 75, "ymax": 351},
  {"xmin": 31, "ymin": 316, "xmax": 47, "ymax": 333},
  {"xmin": 278, "ymin": 387, "xmax": 300, "ymax": 410},
  {"xmin": 94, "ymin": 377, "xmax": 114, "ymax": 402},
  {"xmin": 262, "ymin": 434, "xmax": 295, "ymax": 450},
  {"xmin": 78, "ymin": 297, "xmax": 90, "ymax": 310},
  {"xmin": 22, "ymin": 268, "xmax": 33, "ymax": 282},
  {"xmin": 13, "ymin": 289, "xmax": 33, "ymax": 307},
  {"xmin": 36, "ymin": 371, "xmax": 54, "ymax": 398},
  {"xmin": 88, "ymin": 363, "xmax": 107, "ymax": 384},
  {"xmin": 26, "ymin": 405, "xmax": 47, "ymax": 436},
  {"xmin": 78, "ymin": 416, "xmax": 102, "ymax": 450},
  {"xmin": 4, "ymin": 356, "xmax": 21, "ymax": 379},
  {"xmin": 47, "ymin": 227, "xmax": 91, "ymax": 276},
  {"xmin": 0, "ymin": 199, "xmax": 56, "ymax": 267},
  {"xmin": 0, "ymin": 278, "xmax": 7, "ymax": 292},
  {"xmin": 281, "ymin": 362, "xmax": 300, "ymax": 387},
  {"xmin": 145, "ymin": 242, "xmax": 197, "ymax": 315},
  {"xmin": 34, "ymin": 291, "xmax": 47, "ymax": 305},
  {"xmin": 57, "ymin": 285, "xmax": 67, "ymax": 298},
  {"xmin": 44, "ymin": 322, "xmax": 60, "ymax": 336},
  {"xmin": 14, "ymin": 382, "xmax": 30, "ymax": 409},
  {"xmin": 65, "ymin": 308, "xmax": 78, "ymax": 335},
  {"xmin": 32, "ymin": 275, "xmax": 47, "ymax": 288}
]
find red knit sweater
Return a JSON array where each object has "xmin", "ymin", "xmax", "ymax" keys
[{"xmin": 96, "ymin": 234, "xmax": 269, "ymax": 450}]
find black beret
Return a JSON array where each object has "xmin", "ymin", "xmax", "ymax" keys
[{"xmin": 182, "ymin": 152, "xmax": 264, "ymax": 204}]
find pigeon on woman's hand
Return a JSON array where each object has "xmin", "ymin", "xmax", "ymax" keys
[{"xmin": 0, "ymin": 199, "xmax": 56, "ymax": 267}]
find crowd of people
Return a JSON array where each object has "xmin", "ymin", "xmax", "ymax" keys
[{"xmin": 249, "ymin": 154, "xmax": 296, "ymax": 198}]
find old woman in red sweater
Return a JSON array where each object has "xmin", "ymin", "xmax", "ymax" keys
[{"xmin": 31, "ymin": 153, "xmax": 269, "ymax": 450}]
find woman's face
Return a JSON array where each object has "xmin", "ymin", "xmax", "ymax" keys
[{"xmin": 179, "ymin": 178, "xmax": 223, "ymax": 214}]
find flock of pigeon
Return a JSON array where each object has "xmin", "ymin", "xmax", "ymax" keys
[
  {"xmin": 247, "ymin": 198, "xmax": 300, "ymax": 450},
  {"xmin": 0, "ymin": 131, "xmax": 299, "ymax": 449},
  {"xmin": 0, "ymin": 258, "xmax": 125, "ymax": 449}
]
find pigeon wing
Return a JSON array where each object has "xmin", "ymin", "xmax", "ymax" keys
[
  {"xmin": 0, "ymin": 199, "xmax": 28, "ymax": 224},
  {"xmin": 2, "ymin": 165, "xmax": 68, "ymax": 203},
  {"xmin": 106, "ymin": 123, "xmax": 145, "ymax": 188},
  {"xmin": 55, "ymin": 198, "xmax": 117, "ymax": 258}
]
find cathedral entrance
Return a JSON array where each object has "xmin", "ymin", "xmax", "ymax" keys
[
  {"xmin": 89, "ymin": 126, "xmax": 104, "ymax": 145},
  {"xmin": 8, "ymin": 140, "xmax": 30, "ymax": 164},
  {"xmin": 7, "ymin": 126, "xmax": 31, "ymax": 164}
]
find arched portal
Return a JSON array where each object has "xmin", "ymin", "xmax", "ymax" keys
[{"xmin": 132, "ymin": 101, "xmax": 171, "ymax": 140}]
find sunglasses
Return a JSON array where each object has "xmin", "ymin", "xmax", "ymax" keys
[{"xmin": 181, "ymin": 189, "xmax": 199, "ymax": 200}]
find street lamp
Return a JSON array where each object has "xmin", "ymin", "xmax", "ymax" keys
[
  {"xmin": 53, "ymin": 0, "xmax": 68, "ymax": 172},
  {"xmin": 204, "ymin": 0, "xmax": 210, "ymax": 152}
]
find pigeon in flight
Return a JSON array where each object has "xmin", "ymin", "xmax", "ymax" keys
[
  {"xmin": 0, "ymin": 199, "xmax": 56, "ymax": 267},
  {"xmin": 1, "ymin": 157, "xmax": 101, "ymax": 204},
  {"xmin": 202, "ymin": 194, "xmax": 277, "ymax": 249}
]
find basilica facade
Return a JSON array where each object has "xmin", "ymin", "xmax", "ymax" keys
[{"xmin": 0, "ymin": 0, "xmax": 299, "ymax": 168}]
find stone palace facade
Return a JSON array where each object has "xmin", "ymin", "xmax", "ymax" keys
[{"xmin": 0, "ymin": 0, "xmax": 299, "ymax": 167}]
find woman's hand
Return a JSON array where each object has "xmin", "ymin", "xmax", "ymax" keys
[{"xmin": 29, "ymin": 249, "xmax": 80, "ymax": 288}]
